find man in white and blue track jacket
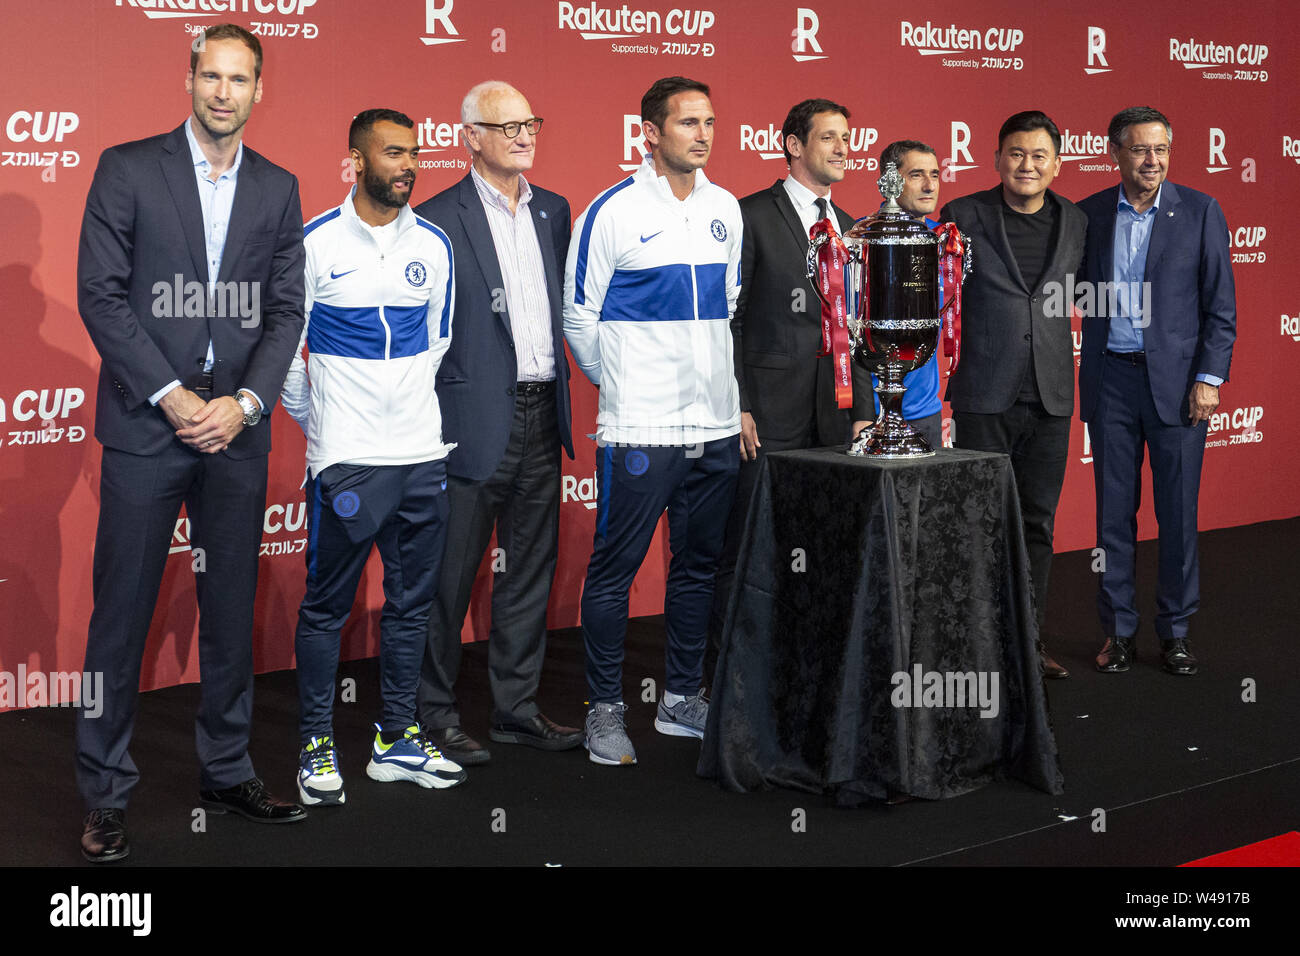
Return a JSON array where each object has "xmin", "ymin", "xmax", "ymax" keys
[
  {"xmin": 563, "ymin": 76, "xmax": 742, "ymax": 766},
  {"xmin": 281, "ymin": 109, "xmax": 465, "ymax": 805}
]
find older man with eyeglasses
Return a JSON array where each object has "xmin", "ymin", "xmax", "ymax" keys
[{"xmin": 412, "ymin": 81, "xmax": 582, "ymax": 764}]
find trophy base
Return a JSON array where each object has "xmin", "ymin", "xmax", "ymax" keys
[{"xmin": 848, "ymin": 421, "xmax": 936, "ymax": 459}]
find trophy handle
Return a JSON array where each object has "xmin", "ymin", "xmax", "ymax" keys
[{"xmin": 806, "ymin": 230, "xmax": 832, "ymax": 310}]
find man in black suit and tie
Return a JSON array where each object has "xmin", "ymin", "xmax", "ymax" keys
[
  {"xmin": 76, "ymin": 24, "xmax": 306, "ymax": 862},
  {"xmin": 710, "ymin": 97, "xmax": 873, "ymax": 649},
  {"xmin": 939, "ymin": 110, "xmax": 1086, "ymax": 679},
  {"xmin": 413, "ymin": 81, "xmax": 582, "ymax": 764}
]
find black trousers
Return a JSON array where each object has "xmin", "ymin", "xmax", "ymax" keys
[
  {"xmin": 953, "ymin": 402, "xmax": 1071, "ymax": 633},
  {"xmin": 418, "ymin": 386, "xmax": 561, "ymax": 728},
  {"xmin": 76, "ymin": 442, "xmax": 267, "ymax": 810}
]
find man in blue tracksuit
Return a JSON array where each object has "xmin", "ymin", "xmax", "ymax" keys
[
  {"xmin": 281, "ymin": 109, "xmax": 464, "ymax": 803},
  {"xmin": 563, "ymin": 77, "xmax": 743, "ymax": 766}
]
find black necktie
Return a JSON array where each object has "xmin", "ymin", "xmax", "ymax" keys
[{"xmin": 815, "ymin": 197, "xmax": 829, "ymax": 223}]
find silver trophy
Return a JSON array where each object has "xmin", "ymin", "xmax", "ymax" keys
[{"xmin": 808, "ymin": 162, "xmax": 969, "ymax": 458}]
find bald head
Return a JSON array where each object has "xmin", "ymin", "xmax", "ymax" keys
[{"xmin": 461, "ymin": 80, "xmax": 538, "ymax": 185}]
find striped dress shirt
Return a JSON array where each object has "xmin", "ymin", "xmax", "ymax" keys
[{"xmin": 471, "ymin": 166, "xmax": 555, "ymax": 382}]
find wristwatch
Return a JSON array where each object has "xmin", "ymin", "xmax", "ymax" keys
[{"xmin": 235, "ymin": 389, "xmax": 262, "ymax": 427}]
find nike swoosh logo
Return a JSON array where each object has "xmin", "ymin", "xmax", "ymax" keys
[
  {"xmin": 639, "ymin": 232, "xmax": 663, "ymax": 243},
  {"xmin": 330, "ymin": 267, "xmax": 358, "ymax": 279}
]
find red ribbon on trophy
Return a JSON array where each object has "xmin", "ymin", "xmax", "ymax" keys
[
  {"xmin": 810, "ymin": 218, "xmax": 855, "ymax": 409},
  {"xmin": 934, "ymin": 221, "xmax": 964, "ymax": 377}
]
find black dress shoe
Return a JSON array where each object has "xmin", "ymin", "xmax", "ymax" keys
[
  {"xmin": 490, "ymin": 713, "xmax": 584, "ymax": 751},
  {"xmin": 1162, "ymin": 639, "xmax": 1199, "ymax": 675},
  {"xmin": 200, "ymin": 777, "xmax": 307, "ymax": 823},
  {"xmin": 81, "ymin": 808, "xmax": 129, "ymax": 863},
  {"xmin": 1040, "ymin": 650, "xmax": 1070, "ymax": 679},
  {"xmin": 426, "ymin": 725, "xmax": 491, "ymax": 766},
  {"xmin": 1095, "ymin": 636, "xmax": 1135, "ymax": 673}
]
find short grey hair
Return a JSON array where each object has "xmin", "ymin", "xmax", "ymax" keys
[{"xmin": 461, "ymin": 80, "xmax": 517, "ymax": 124}]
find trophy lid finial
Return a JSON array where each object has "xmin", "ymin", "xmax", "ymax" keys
[{"xmin": 878, "ymin": 161, "xmax": 904, "ymax": 213}]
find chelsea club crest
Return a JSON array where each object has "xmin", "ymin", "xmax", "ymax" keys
[
  {"xmin": 405, "ymin": 261, "xmax": 427, "ymax": 287},
  {"xmin": 710, "ymin": 219, "xmax": 726, "ymax": 242}
]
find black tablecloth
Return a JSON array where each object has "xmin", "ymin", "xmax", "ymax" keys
[{"xmin": 698, "ymin": 446, "xmax": 1064, "ymax": 805}]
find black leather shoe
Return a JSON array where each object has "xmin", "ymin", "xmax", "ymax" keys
[
  {"xmin": 81, "ymin": 808, "xmax": 129, "ymax": 863},
  {"xmin": 1162, "ymin": 639, "xmax": 1198, "ymax": 675},
  {"xmin": 1095, "ymin": 636, "xmax": 1135, "ymax": 673},
  {"xmin": 200, "ymin": 777, "xmax": 307, "ymax": 823},
  {"xmin": 1040, "ymin": 650, "xmax": 1070, "ymax": 679},
  {"xmin": 426, "ymin": 725, "xmax": 491, "ymax": 766},
  {"xmin": 490, "ymin": 713, "xmax": 584, "ymax": 751}
]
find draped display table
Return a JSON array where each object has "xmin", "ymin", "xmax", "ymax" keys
[{"xmin": 699, "ymin": 446, "xmax": 1063, "ymax": 805}]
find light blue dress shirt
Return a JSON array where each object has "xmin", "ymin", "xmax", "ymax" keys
[
  {"xmin": 150, "ymin": 119, "xmax": 262, "ymax": 407},
  {"xmin": 1106, "ymin": 183, "xmax": 1221, "ymax": 387}
]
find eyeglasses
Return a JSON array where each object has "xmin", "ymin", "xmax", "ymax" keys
[
  {"xmin": 475, "ymin": 118, "xmax": 543, "ymax": 138},
  {"xmin": 1120, "ymin": 145, "xmax": 1171, "ymax": 157}
]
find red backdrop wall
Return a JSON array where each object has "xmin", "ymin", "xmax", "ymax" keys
[{"xmin": 2, "ymin": 0, "xmax": 1297, "ymax": 706}]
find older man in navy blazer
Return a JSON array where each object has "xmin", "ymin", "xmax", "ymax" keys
[
  {"xmin": 1077, "ymin": 106, "xmax": 1236, "ymax": 676},
  {"xmin": 76, "ymin": 24, "xmax": 306, "ymax": 862},
  {"xmin": 413, "ymin": 81, "xmax": 581, "ymax": 763}
]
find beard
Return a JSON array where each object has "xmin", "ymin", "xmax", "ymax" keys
[{"xmin": 362, "ymin": 166, "xmax": 414, "ymax": 209}]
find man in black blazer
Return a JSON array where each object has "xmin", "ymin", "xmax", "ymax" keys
[
  {"xmin": 75, "ymin": 25, "xmax": 306, "ymax": 862},
  {"xmin": 1078, "ymin": 107, "xmax": 1236, "ymax": 676},
  {"xmin": 939, "ymin": 111, "xmax": 1086, "ymax": 679},
  {"xmin": 413, "ymin": 81, "xmax": 582, "ymax": 763},
  {"xmin": 710, "ymin": 97, "xmax": 873, "ymax": 647}
]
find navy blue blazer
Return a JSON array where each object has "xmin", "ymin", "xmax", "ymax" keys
[
  {"xmin": 77, "ymin": 123, "xmax": 305, "ymax": 460},
  {"xmin": 415, "ymin": 174, "xmax": 574, "ymax": 481},
  {"xmin": 1077, "ymin": 182, "xmax": 1236, "ymax": 427},
  {"xmin": 77, "ymin": 122, "xmax": 305, "ymax": 459}
]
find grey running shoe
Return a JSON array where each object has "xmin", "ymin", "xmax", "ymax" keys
[
  {"xmin": 585, "ymin": 702, "xmax": 636, "ymax": 765},
  {"xmin": 654, "ymin": 691, "xmax": 708, "ymax": 739}
]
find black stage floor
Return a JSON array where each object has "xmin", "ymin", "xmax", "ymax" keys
[{"xmin": 3, "ymin": 519, "xmax": 1296, "ymax": 874}]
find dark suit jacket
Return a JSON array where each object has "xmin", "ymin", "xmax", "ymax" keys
[
  {"xmin": 77, "ymin": 122, "xmax": 305, "ymax": 458},
  {"xmin": 733, "ymin": 180, "xmax": 872, "ymax": 444},
  {"xmin": 939, "ymin": 186, "xmax": 1086, "ymax": 417},
  {"xmin": 1077, "ymin": 182, "xmax": 1236, "ymax": 427},
  {"xmin": 414, "ymin": 175, "xmax": 573, "ymax": 481}
]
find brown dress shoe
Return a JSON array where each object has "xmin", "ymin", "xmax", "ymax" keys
[
  {"xmin": 1040, "ymin": 650, "xmax": 1070, "ymax": 679},
  {"xmin": 1095, "ymin": 636, "xmax": 1135, "ymax": 673},
  {"xmin": 82, "ymin": 808, "xmax": 129, "ymax": 863}
]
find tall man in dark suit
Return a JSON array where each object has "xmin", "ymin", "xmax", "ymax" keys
[
  {"xmin": 413, "ymin": 81, "xmax": 582, "ymax": 764},
  {"xmin": 710, "ymin": 98, "xmax": 873, "ymax": 646},
  {"xmin": 939, "ymin": 111, "xmax": 1086, "ymax": 680},
  {"xmin": 75, "ymin": 24, "xmax": 306, "ymax": 862},
  {"xmin": 1078, "ymin": 107, "xmax": 1235, "ymax": 676}
]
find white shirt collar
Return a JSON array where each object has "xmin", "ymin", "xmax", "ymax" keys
[
  {"xmin": 471, "ymin": 165, "xmax": 533, "ymax": 212},
  {"xmin": 783, "ymin": 175, "xmax": 831, "ymax": 214},
  {"xmin": 184, "ymin": 116, "xmax": 243, "ymax": 178}
]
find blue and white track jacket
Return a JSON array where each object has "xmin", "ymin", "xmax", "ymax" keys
[
  {"xmin": 282, "ymin": 188, "xmax": 455, "ymax": 479},
  {"xmin": 564, "ymin": 156, "xmax": 742, "ymax": 447}
]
